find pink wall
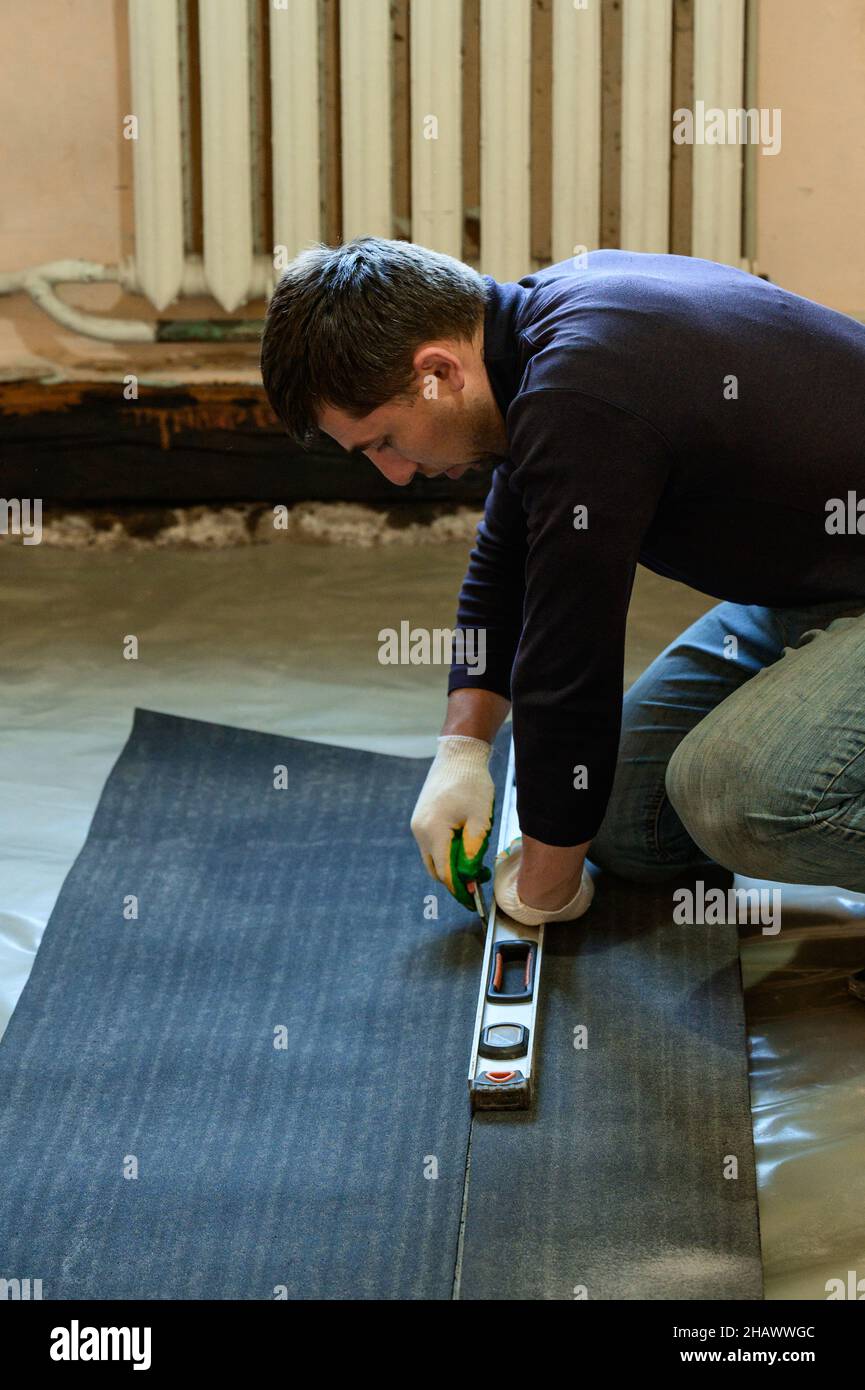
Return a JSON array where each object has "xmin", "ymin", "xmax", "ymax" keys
[
  {"xmin": 0, "ymin": 0, "xmax": 132, "ymax": 272},
  {"xmin": 757, "ymin": 0, "xmax": 865, "ymax": 318}
]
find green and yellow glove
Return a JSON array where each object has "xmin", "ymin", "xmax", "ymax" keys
[{"xmin": 410, "ymin": 734, "xmax": 496, "ymax": 911}]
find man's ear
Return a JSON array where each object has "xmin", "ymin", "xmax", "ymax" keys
[{"xmin": 413, "ymin": 344, "xmax": 466, "ymax": 393}]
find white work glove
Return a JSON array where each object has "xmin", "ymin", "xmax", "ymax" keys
[
  {"xmin": 494, "ymin": 836, "xmax": 595, "ymax": 926},
  {"xmin": 410, "ymin": 735, "xmax": 495, "ymax": 908}
]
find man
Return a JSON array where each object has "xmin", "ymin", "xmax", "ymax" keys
[{"xmin": 261, "ymin": 236, "xmax": 865, "ymax": 927}]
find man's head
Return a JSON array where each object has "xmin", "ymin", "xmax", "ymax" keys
[{"xmin": 260, "ymin": 237, "xmax": 509, "ymax": 485}]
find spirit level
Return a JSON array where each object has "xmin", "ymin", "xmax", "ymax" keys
[{"xmin": 467, "ymin": 736, "xmax": 543, "ymax": 1111}]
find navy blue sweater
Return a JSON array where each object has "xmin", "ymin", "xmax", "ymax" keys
[{"xmin": 447, "ymin": 251, "xmax": 865, "ymax": 846}]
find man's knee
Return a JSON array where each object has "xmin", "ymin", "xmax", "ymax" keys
[{"xmin": 665, "ymin": 719, "xmax": 797, "ymax": 878}]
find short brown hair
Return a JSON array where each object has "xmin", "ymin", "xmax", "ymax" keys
[{"xmin": 260, "ymin": 237, "xmax": 487, "ymax": 448}]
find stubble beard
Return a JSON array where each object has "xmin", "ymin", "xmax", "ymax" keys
[{"xmin": 463, "ymin": 395, "xmax": 509, "ymax": 472}]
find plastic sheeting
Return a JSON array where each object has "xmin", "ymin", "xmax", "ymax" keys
[
  {"xmin": 740, "ymin": 886, "xmax": 865, "ymax": 1299},
  {"xmin": 1, "ymin": 538, "xmax": 864, "ymax": 1298}
]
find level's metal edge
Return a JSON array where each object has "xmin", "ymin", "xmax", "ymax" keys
[
  {"xmin": 468, "ymin": 734, "xmax": 544, "ymax": 1110},
  {"xmin": 467, "ymin": 737, "xmax": 517, "ymax": 1086}
]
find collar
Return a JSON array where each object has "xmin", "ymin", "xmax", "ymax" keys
[{"xmin": 481, "ymin": 276, "xmax": 531, "ymax": 418}]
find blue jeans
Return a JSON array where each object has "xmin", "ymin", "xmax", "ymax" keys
[{"xmin": 590, "ymin": 598, "xmax": 865, "ymax": 889}]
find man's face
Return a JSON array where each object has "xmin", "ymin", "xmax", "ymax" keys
[{"xmin": 317, "ymin": 336, "xmax": 508, "ymax": 486}]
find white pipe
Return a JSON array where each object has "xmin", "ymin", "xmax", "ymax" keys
[
  {"xmin": 0, "ymin": 262, "xmax": 156, "ymax": 342},
  {"xmin": 0, "ymin": 254, "xmax": 277, "ymax": 342}
]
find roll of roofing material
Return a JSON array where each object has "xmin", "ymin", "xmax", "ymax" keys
[
  {"xmin": 0, "ymin": 709, "xmax": 761, "ymax": 1299},
  {"xmin": 0, "ymin": 709, "xmax": 488, "ymax": 1300}
]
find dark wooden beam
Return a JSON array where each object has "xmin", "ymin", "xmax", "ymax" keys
[{"xmin": 1, "ymin": 380, "xmax": 492, "ymax": 505}]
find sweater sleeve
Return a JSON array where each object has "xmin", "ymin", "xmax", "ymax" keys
[
  {"xmin": 506, "ymin": 389, "xmax": 672, "ymax": 846},
  {"xmin": 447, "ymin": 458, "xmax": 529, "ymax": 702}
]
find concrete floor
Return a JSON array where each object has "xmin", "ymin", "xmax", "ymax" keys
[{"xmin": 1, "ymin": 530, "xmax": 863, "ymax": 1300}]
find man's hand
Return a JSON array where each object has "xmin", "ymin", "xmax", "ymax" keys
[
  {"xmin": 410, "ymin": 734, "xmax": 496, "ymax": 909},
  {"xmin": 411, "ymin": 688, "xmax": 511, "ymax": 909},
  {"xmin": 494, "ymin": 834, "xmax": 593, "ymax": 926},
  {"xmin": 517, "ymin": 833, "xmax": 589, "ymax": 906}
]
